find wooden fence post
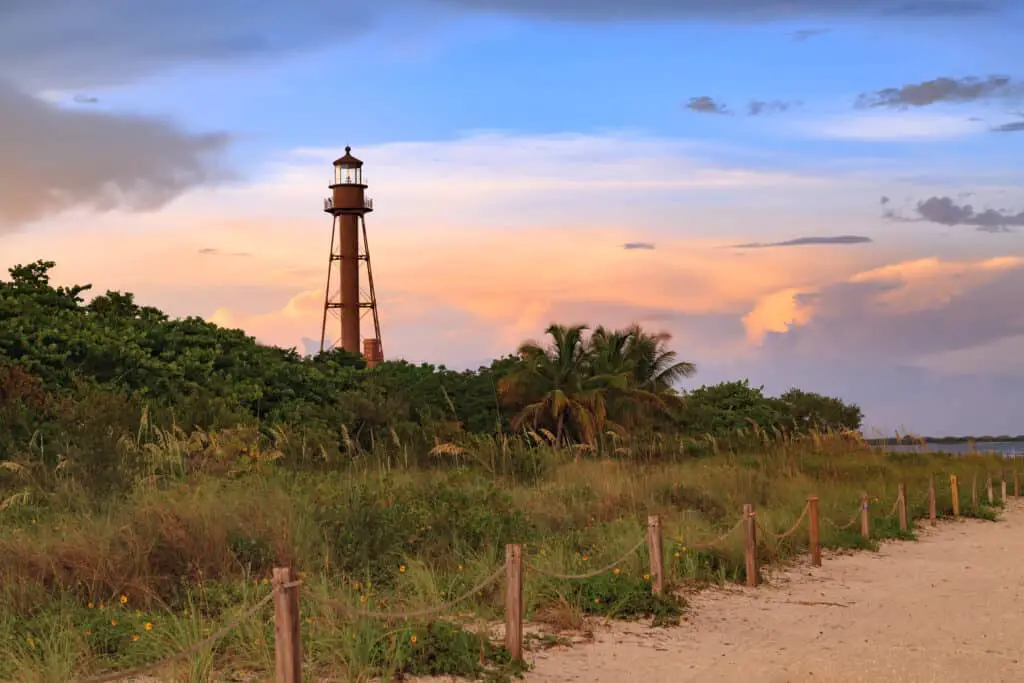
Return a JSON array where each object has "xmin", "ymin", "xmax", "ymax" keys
[
  {"xmin": 647, "ymin": 515, "xmax": 664, "ymax": 595},
  {"xmin": 272, "ymin": 567, "xmax": 302, "ymax": 683},
  {"xmin": 860, "ymin": 493, "xmax": 870, "ymax": 539},
  {"xmin": 951, "ymin": 474, "xmax": 960, "ymax": 519},
  {"xmin": 1001, "ymin": 475, "xmax": 1007, "ymax": 503},
  {"xmin": 808, "ymin": 495, "xmax": 821, "ymax": 567},
  {"xmin": 897, "ymin": 483, "xmax": 908, "ymax": 531},
  {"xmin": 1015, "ymin": 470, "xmax": 1019, "ymax": 498},
  {"xmin": 987, "ymin": 475, "xmax": 994, "ymax": 504},
  {"xmin": 743, "ymin": 504, "xmax": 758, "ymax": 587},
  {"xmin": 928, "ymin": 475, "xmax": 937, "ymax": 526},
  {"xmin": 504, "ymin": 544, "xmax": 523, "ymax": 662},
  {"xmin": 971, "ymin": 474, "xmax": 978, "ymax": 510}
]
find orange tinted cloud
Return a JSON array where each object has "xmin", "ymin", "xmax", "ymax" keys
[{"xmin": 4, "ymin": 131, "xmax": 1018, "ymax": 370}]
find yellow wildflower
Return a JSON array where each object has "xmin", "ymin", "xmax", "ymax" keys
[
  {"xmin": 643, "ymin": 574, "xmax": 650, "ymax": 581},
  {"xmin": 120, "ymin": 594, "xmax": 128, "ymax": 605},
  {"xmin": 593, "ymin": 597, "xmax": 600, "ymax": 605},
  {"xmin": 581, "ymin": 556, "xmax": 589, "ymax": 562},
  {"xmin": 110, "ymin": 619, "xmax": 117, "ymax": 626},
  {"xmin": 410, "ymin": 635, "xmax": 418, "ymax": 644},
  {"xmin": 613, "ymin": 568, "xmax": 621, "ymax": 575},
  {"xmin": 399, "ymin": 565, "xmax": 406, "ymax": 573},
  {"xmin": 674, "ymin": 552, "xmax": 680, "ymax": 558},
  {"xmin": 144, "ymin": 622, "xmax": 153, "ymax": 631},
  {"xmin": 132, "ymin": 634, "xmax": 139, "ymax": 642},
  {"xmin": 27, "ymin": 637, "xmax": 35, "ymax": 649},
  {"xmin": 88, "ymin": 602, "xmax": 94, "ymax": 609}
]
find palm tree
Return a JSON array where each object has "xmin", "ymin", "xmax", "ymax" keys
[
  {"xmin": 620, "ymin": 324, "xmax": 696, "ymax": 394},
  {"xmin": 498, "ymin": 324, "xmax": 624, "ymax": 444},
  {"xmin": 587, "ymin": 325, "xmax": 692, "ymax": 429}
]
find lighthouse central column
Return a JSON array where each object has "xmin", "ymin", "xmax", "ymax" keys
[{"xmin": 338, "ymin": 213, "xmax": 361, "ymax": 353}]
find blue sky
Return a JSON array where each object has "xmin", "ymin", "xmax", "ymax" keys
[{"xmin": 2, "ymin": 0, "xmax": 1024, "ymax": 436}]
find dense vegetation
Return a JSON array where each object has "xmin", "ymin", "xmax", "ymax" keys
[
  {"xmin": 0, "ymin": 261, "xmax": 1008, "ymax": 682},
  {"xmin": 1, "ymin": 261, "xmax": 863, "ymax": 488}
]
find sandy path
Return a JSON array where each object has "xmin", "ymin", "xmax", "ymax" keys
[{"xmin": 520, "ymin": 500, "xmax": 1024, "ymax": 683}]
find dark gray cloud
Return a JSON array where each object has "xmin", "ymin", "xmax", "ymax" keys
[
  {"xmin": 199, "ymin": 248, "xmax": 250, "ymax": 257},
  {"xmin": 623, "ymin": 242, "xmax": 656, "ymax": 250},
  {"xmin": 0, "ymin": 1, "xmax": 1008, "ymax": 90},
  {"xmin": 686, "ymin": 97, "xmax": 799, "ymax": 116},
  {"xmin": 0, "ymin": 2, "xmax": 1006, "ymax": 91},
  {"xmin": 747, "ymin": 99, "xmax": 800, "ymax": 116},
  {"xmin": 992, "ymin": 113, "xmax": 1024, "ymax": 132},
  {"xmin": 916, "ymin": 196, "xmax": 1023, "ymax": 232},
  {"xmin": 881, "ymin": 0, "xmax": 1000, "ymax": 16},
  {"xmin": 0, "ymin": 81, "xmax": 230, "ymax": 233},
  {"xmin": 685, "ymin": 96, "xmax": 730, "ymax": 115},
  {"xmin": 885, "ymin": 195, "xmax": 1024, "ymax": 232},
  {"xmin": 430, "ymin": 0, "xmax": 1002, "ymax": 21},
  {"xmin": 789, "ymin": 28, "xmax": 829, "ymax": 42},
  {"xmin": 856, "ymin": 75, "xmax": 1021, "ymax": 109},
  {"xmin": 0, "ymin": 0, "xmax": 378, "ymax": 89},
  {"xmin": 733, "ymin": 235, "xmax": 872, "ymax": 248}
]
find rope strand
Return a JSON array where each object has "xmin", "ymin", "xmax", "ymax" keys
[
  {"xmin": 313, "ymin": 565, "xmax": 505, "ymax": 620},
  {"xmin": 524, "ymin": 536, "xmax": 648, "ymax": 580}
]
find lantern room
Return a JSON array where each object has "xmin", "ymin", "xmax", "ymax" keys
[{"xmin": 332, "ymin": 146, "xmax": 364, "ymax": 186}]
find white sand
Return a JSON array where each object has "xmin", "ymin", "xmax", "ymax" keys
[{"xmin": 515, "ymin": 500, "xmax": 1024, "ymax": 683}]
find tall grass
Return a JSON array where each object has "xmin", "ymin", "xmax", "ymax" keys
[{"xmin": 0, "ymin": 424, "xmax": 1013, "ymax": 682}]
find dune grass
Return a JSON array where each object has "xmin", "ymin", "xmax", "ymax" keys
[{"xmin": 0, "ymin": 430, "xmax": 1014, "ymax": 682}]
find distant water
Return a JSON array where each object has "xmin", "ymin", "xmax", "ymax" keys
[{"xmin": 881, "ymin": 442, "xmax": 1024, "ymax": 458}]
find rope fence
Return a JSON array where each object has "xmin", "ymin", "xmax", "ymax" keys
[{"xmin": 67, "ymin": 471, "xmax": 1017, "ymax": 683}]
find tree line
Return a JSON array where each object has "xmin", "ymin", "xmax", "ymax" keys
[{"xmin": 1, "ymin": 260, "xmax": 863, "ymax": 472}]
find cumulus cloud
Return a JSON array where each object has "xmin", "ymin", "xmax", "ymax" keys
[
  {"xmin": 760, "ymin": 256, "xmax": 1024, "ymax": 364},
  {"xmin": 887, "ymin": 195, "xmax": 1024, "ymax": 232},
  {"xmin": 0, "ymin": 81, "xmax": 230, "ymax": 233},
  {"xmin": 734, "ymin": 235, "xmax": 872, "ymax": 248},
  {"xmin": 855, "ymin": 75, "xmax": 1021, "ymax": 109},
  {"xmin": 685, "ymin": 96, "xmax": 730, "ymax": 115}
]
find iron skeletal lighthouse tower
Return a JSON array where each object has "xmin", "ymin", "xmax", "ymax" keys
[{"xmin": 319, "ymin": 146, "xmax": 383, "ymax": 367}]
